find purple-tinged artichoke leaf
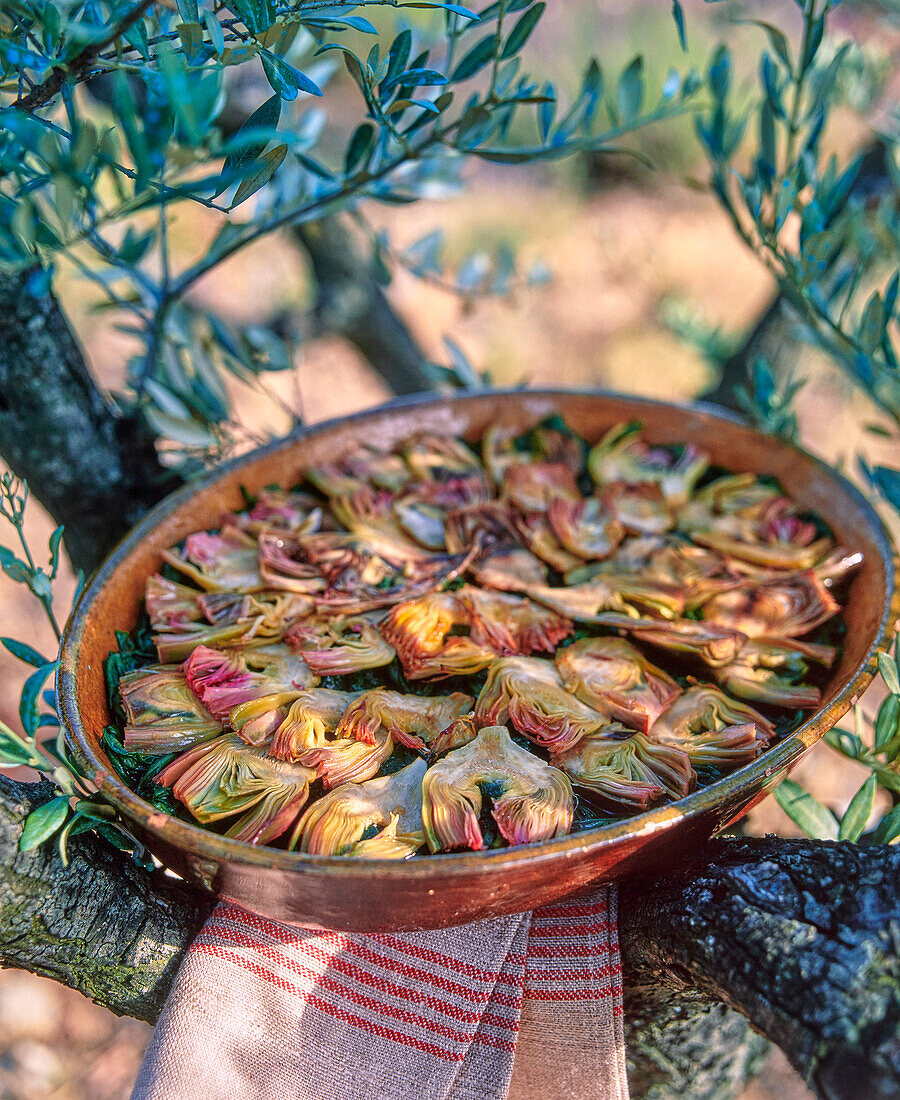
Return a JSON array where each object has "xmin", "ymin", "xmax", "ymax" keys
[
  {"xmin": 444, "ymin": 500, "xmax": 519, "ymax": 556},
  {"xmin": 183, "ymin": 643, "xmax": 317, "ymax": 724},
  {"xmin": 258, "ymin": 530, "xmax": 328, "ymax": 595},
  {"xmin": 682, "ymin": 472, "xmax": 778, "ymax": 519},
  {"xmin": 331, "ymin": 487, "xmax": 442, "ymax": 566},
  {"xmin": 313, "ymin": 542, "xmax": 477, "ymax": 616},
  {"xmin": 154, "ymin": 622, "xmax": 254, "ymax": 664},
  {"xmin": 692, "ymin": 530, "xmax": 832, "ymax": 571},
  {"xmin": 516, "ymin": 513, "xmax": 584, "ymax": 573},
  {"xmin": 120, "ymin": 667, "xmax": 222, "ymax": 755},
  {"xmin": 421, "ymin": 724, "xmax": 573, "ymax": 852},
  {"xmin": 595, "ymin": 538, "xmax": 740, "ymax": 610},
  {"xmin": 243, "ymin": 592, "xmax": 316, "ymax": 639},
  {"xmin": 239, "ymin": 489, "xmax": 322, "ymax": 534},
  {"xmin": 472, "ymin": 547, "xmax": 550, "ymax": 593},
  {"xmin": 230, "ymin": 693, "xmax": 295, "ymax": 746},
  {"xmin": 404, "ymin": 639, "xmax": 498, "ymax": 681},
  {"xmin": 753, "ymin": 636, "xmax": 836, "ymax": 666},
  {"xmin": 526, "ymin": 575, "xmax": 684, "ymax": 622},
  {"xmin": 196, "ymin": 591, "xmax": 251, "ymax": 626},
  {"xmin": 430, "ymin": 714, "xmax": 478, "ymax": 756},
  {"xmin": 679, "ymin": 479, "xmax": 833, "ymax": 570},
  {"xmin": 402, "ymin": 474, "xmax": 491, "ymax": 510},
  {"xmin": 669, "ymin": 723, "xmax": 766, "ymax": 769},
  {"xmin": 345, "ymin": 445, "xmax": 413, "ymax": 491},
  {"xmin": 302, "ymin": 731, "xmax": 394, "ymax": 789},
  {"xmin": 224, "ymin": 785, "xmax": 313, "ymax": 846}
]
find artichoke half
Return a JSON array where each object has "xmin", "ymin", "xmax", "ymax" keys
[
  {"xmin": 475, "ymin": 656, "xmax": 603, "ymax": 751},
  {"xmin": 291, "ymin": 758, "xmax": 426, "ymax": 856},
  {"xmin": 422, "ymin": 725, "xmax": 573, "ymax": 851},
  {"xmin": 286, "ymin": 613, "xmax": 396, "ymax": 675},
  {"xmin": 120, "ymin": 666, "xmax": 222, "ymax": 755},
  {"xmin": 649, "ymin": 684, "xmax": 774, "ymax": 769},
  {"xmin": 334, "ymin": 688, "xmax": 474, "ymax": 752},
  {"xmin": 552, "ymin": 731, "xmax": 694, "ymax": 811},
  {"xmin": 156, "ymin": 732, "xmax": 316, "ymax": 845},
  {"xmin": 555, "ymin": 637, "xmax": 681, "ymax": 733},
  {"xmin": 162, "ymin": 525, "xmax": 263, "ymax": 592}
]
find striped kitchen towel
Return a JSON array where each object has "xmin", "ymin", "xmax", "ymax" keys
[{"xmin": 131, "ymin": 886, "xmax": 627, "ymax": 1100}]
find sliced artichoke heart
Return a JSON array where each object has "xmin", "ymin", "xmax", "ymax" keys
[
  {"xmin": 334, "ymin": 688, "xmax": 473, "ymax": 751},
  {"xmin": 649, "ymin": 684, "xmax": 774, "ymax": 769},
  {"xmin": 286, "ymin": 612, "xmax": 396, "ymax": 675},
  {"xmin": 555, "ymin": 636, "xmax": 681, "ymax": 733},
  {"xmin": 422, "ymin": 724, "xmax": 573, "ymax": 852},
  {"xmin": 157, "ymin": 732, "xmax": 315, "ymax": 845},
  {"xmin": 120, "ymin": 666, "xmax": 222, "ymax": 755},
  {"xmin": 552, "ymin": 731, "xmax": 694, "ymax": 811},
  {"xmin": 475, "ymin": 656, "xmax": 603, "ymax": 751},
  {"xmin": 291, "ymin": 758, "xmax": 426, "ymax": 855}
]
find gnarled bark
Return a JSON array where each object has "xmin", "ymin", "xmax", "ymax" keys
[
  {"xmin": 0, "ymin": 777, "xmax": 212, "ymax": 1023},
  {"xmin": 0, "ymin": 269, "xmax": 176, "ymax": 574},
  {"xmin": 618, "ymin": 838, "xmax": 900, "ymax": 1100}
]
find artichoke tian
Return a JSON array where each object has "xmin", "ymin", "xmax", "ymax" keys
[{"xmin": 107, "ymin": 415, "xmax": 852, "ymax": 855}]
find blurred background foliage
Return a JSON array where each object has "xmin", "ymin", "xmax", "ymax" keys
[{"xmin": 0, "ymin": 2, "xmax": 899, "ymax": 1095}]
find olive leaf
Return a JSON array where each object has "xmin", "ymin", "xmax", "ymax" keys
[
  {"xmin": 838, "ymin": 775, "xmax": 877, "ymax": 842},
  {"xmin": 774, "ymin": 779, "xmax": 838, "ymax": 841},
  {"xmin": 19, "ymin": 795, "xmax": 70, "ymax": 853}
]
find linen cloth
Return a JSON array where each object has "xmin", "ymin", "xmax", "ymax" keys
[{"xmin": 132, "ymin": 886, "xmax": 627, "ymax": 1100}]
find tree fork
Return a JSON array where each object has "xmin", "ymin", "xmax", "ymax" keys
[
  {"xmin": 2, "ymin": 776, "xmax": 896, "ymax": 1099},
  {"xmin": 294, "ymin": 216, "xmax": 441, "ymax": 396}
]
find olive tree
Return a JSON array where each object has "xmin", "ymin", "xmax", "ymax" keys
[{"xmin": 0, "ymin": 2, "xmax": 898, "ymax": 1097}]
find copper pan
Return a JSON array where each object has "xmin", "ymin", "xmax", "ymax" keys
[{"xmin": 58, "ymin": 390, "xmax": 899, "ymax": 931}]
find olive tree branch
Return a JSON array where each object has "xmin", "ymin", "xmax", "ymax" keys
[{"xmin": 11, "ymin": 0, "xmax": 156, "ymax": 113}]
